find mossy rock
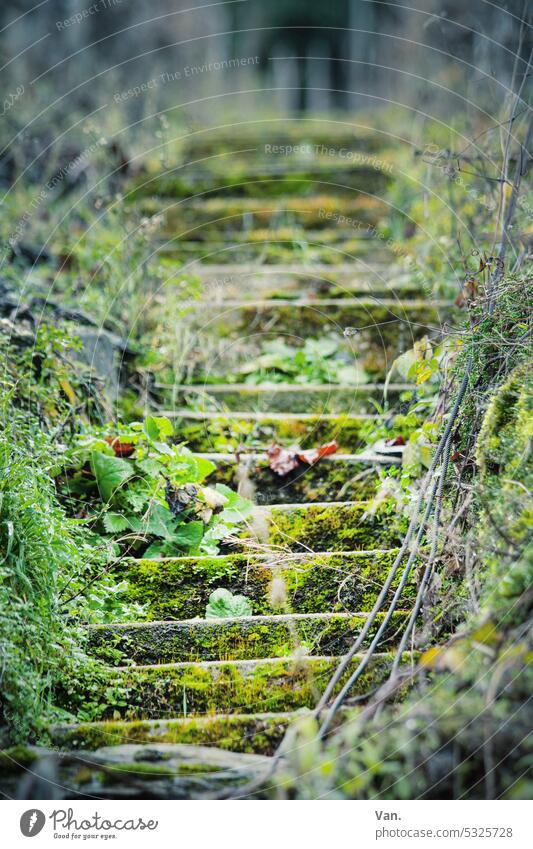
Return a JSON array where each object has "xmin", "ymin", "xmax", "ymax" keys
[
  {"xmin": 87, "ymin": 611, "xmax": 409, "ymax": 665},
  {"xmin": 115, "ymin": 548, "xmax": 416, "ymax": 620},
  {"xmin": 51, "ymin": 713, "xmax": 295, "ymax": 756},
  {"xmin": 67, "ymin": 655, "xmax": 394, "ymax": 720}
]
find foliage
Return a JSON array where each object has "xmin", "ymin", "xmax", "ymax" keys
[
  {"xmin": 60, "ymin": 415, "xmax": 253, "ymax": 556},
  {"xmin": 227, "ymin": 336, "xmax": 368, "ymax": 385},
  {"xmin": 205, "ymin": 588, "xmax": 253, "ymax": 619},
  {"xmin": 0, "ymin": 418, "xmax": 136, "ymax": 741}
]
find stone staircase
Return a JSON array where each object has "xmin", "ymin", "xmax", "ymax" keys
[{"xmin": 44, "ymin": 120, "xmax": 449, "ymax": 798}]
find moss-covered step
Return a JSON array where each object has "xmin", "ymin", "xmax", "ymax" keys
[
  {"xmin": 201, "ymin": 452, "xmax": 381, "ymax": 504},
  {"xmin": 128, "ymin": 164, "xmax": 390, "ymax": 200},
  {"xmin": 140, "ymin": 195, "xmax": 386, "ymax": 233},
  {"xmin": 168, "ymin": 410, "xmax": 378, "ymax": 452},
  {"xmin": 86, "ymin": 611, "xmax": 408, "ymax": 666},
  {"xmin": 178, "ymin": 122, "xmax": 389, "ymax": 157},
  {"xmin": 50, "ymin": 711, "xmax": 301, "ymax": 756},
  {"xmin": 168, "ymin": 262, "xmax": 421, "ymax": 301},
  {"xmin": 157, "ymin": 237, "xmax": 389, "ymax": 265},
  {"xmin": 116, "ymin": 547, "xmax": 414, "ymax": 620},
  {"xmin": 263, "ymin": 501, "xmax": 404, "ymax": 551},
  {"xmin": 0, "ymin": 743, "xmax": 272, "ymax": 799},
  {"xmin": 163, "ymin": 382, "xmax": 414, "ymax": 414},
  {"xmin": 190, "ymin": 298, "xmax": 451, "ymax": 342},
  {"xmin": 68, "ymin": 654, "xmax": 394, "ymax": 720}
]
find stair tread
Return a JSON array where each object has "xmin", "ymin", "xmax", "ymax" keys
[
  {"xmin": 87, "ymin": 610, "xmax": 399, "ymax": 630},
  {"xmin": 112, "ymin": 652, "xmax": 392, "ymax": 672}
]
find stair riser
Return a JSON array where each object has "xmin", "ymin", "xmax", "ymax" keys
[
  {"xmin": 88, "ymin": 612, "xmax": 407, "ymax": 665},
  {"xmin": 171, "ymin": 413, "xmax": 375, "ymax": 453},
  {"xmin": 116, "ymin": 549, "xmax": 415, "ymax": 620},
  {"xmin": 143, "ymin": 198, "xmax": 386, "ymax": 233},
  {"xmin": 167, "ymin": 385, "xmax": 410, "ymax": 414},
  {"xmin": 157, "ymin": 240, "xmax": 389, "ymax": 265},
  {"xmin": 129, "ymin": 168, "xmax": 389, "ymax": 200},
  {"xmin": 64, "ymin": 656, "xmax": 393, "ymax": 720},
  {"xmin": 178, "ymin": 132, "xmax": 388, "ymax": 159},
  {"xmin": 50, "ymin": 714, "xmax": 292, "ymax": 756},
  {"xmin": 189, "ymin": 301, "xmax": 447, "ymax": 341},
  {"xmin": 207, "ymin": 456, "xmax": 379, "ymax": 504}
]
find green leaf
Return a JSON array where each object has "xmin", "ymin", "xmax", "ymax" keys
[
  {"xmin": 205, "ymin": 588, "xmax": 253, "ymax": 619},
  {"xmin": 215, "ymin": 484, "xmax": 253, "ymax": 524},
  {"xmin": 143, "ymin": 415, "xmax": 173, "ymax": 441},
  {"xmin": 90, "ymin": 451, "xmax": 134, "ymax": 502},
  {"xmin": 143, "ymin": 416, "xmax": 161, "ymax": 441},
  {"xmin": 170, "ymin": 520, "xmax": 204, "ymax": 551},
  {"xmin": 102, "ymin": 512, "xmax": 130, "ymax": 533}
]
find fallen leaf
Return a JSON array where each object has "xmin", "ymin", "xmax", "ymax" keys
[
  {"xmin": 105, "ymin": 436, "xmax": 135, "ymax": 457},
  {"xmin": 267, "ymin": 440, "xmax": 338, "ymax": 476},
  {"xmin": 297, "ymin": 440, "xmax": 338, "ymax": 465},
  {"xmin": 267, "ymin": 444, "xmax": 300, "ymax": 476},
  {"xmin": 386, "ymin": 436, "xmax": 406, "ymax": 446}
]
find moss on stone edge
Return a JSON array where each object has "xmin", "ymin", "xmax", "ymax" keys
[
  {"xmin": 63, "ymin": 655, "xmax": 393, "ymax": 721},
  {"xmin": 51, "ymin": 714, "xmax": 292, "ymax": 756},
  {"xmin": 267, "ymin": 502, "xmax": 404, "ymax": 552},
  {"xmin": 116, "ymin": 548, "xmax": 416, "ymax": 620},
  {"xmin": 87, "ymin": 611, "xmax": 409, "ymax": 665}
]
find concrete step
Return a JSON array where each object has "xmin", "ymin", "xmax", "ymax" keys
[
  {"xmin": 163, "ymin": 382, "xmax": 414, "ymax": 414},
  {"xmin": 50, "ymin": 711, "xmax": 302, "ymax": 755},
  {"xmin": 141, "ymin": 195, "xmax": 386, "ymax": 233},
  {"xmin": 161, "ymin": 262, "xmax": 423, "ymax": 300},
  {"xmin": 178, "ymin": 122, "xmax": 388, "ymax": 157},
  {"xmin": 116, "ymin": 547, "xmax": 415, "ymax": 620},
  {"xmin": 167, "ymin": 409, "xmax": 379, "ymax": 453},
  {"xmin": 73, "ymin": 654, "xmax": 395, "ymax": 720},
  {"xmin": 129, "ymin": 163, "xmax": 389, "ymax": 200},
  {"xmin": 157, "ymin": 236, "xmax": 390, "ymax": 264},
  {"xmin": 86, "ymin": 611, "xmax": 408, "ymax": 665},
  {"xmin": 186, "ymin": 296, "xmax": 450, "ymax": 338},
  {"xmin": 201, "ymin": 451, "xmax": 382, "ymax": 504}
]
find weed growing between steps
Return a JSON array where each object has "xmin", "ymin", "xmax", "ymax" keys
[
  {"xmin": 58, "ymin": 414, "xmax": 253, "ymax": 558},
  {"xmin": 0, "ymin": 419, "xmax": 136, "ymax": 741}
]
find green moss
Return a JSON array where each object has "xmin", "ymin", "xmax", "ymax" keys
[
  {"xmin": 0, "ymin": 745, "xmax": 37, "ymax": 774},
  {"xmin": 268, "ymin": 502, "xmax": 404, "ymax": 551},
  {"xmin": 128, "ymin": 165, "xmax": 389, "ymax": 201},
  {"xmin": 87, "ymin": 612, "xmax": 408, "ymax": 665},
  {"xmin": 51, "ymin": 714, "xmax": 291, "ymax": 755},
  {"xmin": 206, "ymin": 456, "xmax": 378, "ymax": 505},
  {"xmin": 116, "ymin": 549, "xmax": 415, "ymax": 620},
  {"xmin": 66, "ymin": 655, "xmax": 394, "ymax": 720},
  {"xmin": 174, "ymin": 414, "xmax": 372, "ymax": 453}
]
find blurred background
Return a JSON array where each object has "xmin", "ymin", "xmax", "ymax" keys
[{"xmin": 1, "ymin": 0, "xmax": 531, "ymax": 124}]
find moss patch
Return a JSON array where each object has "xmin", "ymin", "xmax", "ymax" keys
[
  {"xmin": 116, "ymin": 548, "xmax": 415, "ymax": 620},
  {"xmin": 51, "ymin": 714, "xmax": 291, "ymax": 755},
  {"xmin": 64, "ymin": 655, "xmax": 394, "ymax": 720},
  {"xmin": 87, "ymin": 612, "xmax": 408, "ymax": 665}
]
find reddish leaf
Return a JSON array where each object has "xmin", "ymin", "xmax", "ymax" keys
[
  {"xmin": 267, "ymin": 440, "xmax": 338, "ymax": 476},
  {"xmin": 386, "ymin": 436, "xmax": 406, "ymax": 446},
  {"xmin": 105, "ymin": 436, "xmax": 135, "ymax": 457},
  {"xmin": 297, "ymin": 440, "xmax": 338, "ymax": 465}
]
